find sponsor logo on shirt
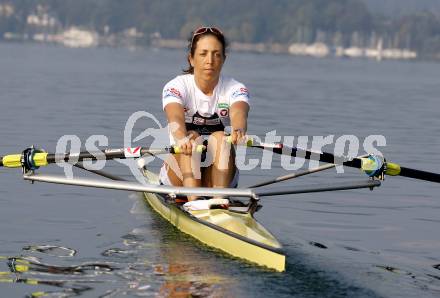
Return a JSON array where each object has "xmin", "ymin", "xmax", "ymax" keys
[
  {"xmin": 231, "ymin": 87, "xmax": 249, "ymax": 99},
  {"xmin": 163, "ymin": 87, "xmax": 182, "ymax": 99},
  {"xmin": 217, "ymin": 103, "xmax": 229, "ymax": 109},
  {"xmin": 219, "ymin": 109, "xmax": 229, "ymax": 117},
  {"xmin": 192, "ymin": 117, "xmax": 221, "ymax": 125},
  {"xmin": 206, "ymin": 118, "xmax": 221, "ymax": 125},
  {"xmin": 193, "ymin": 117, "xmax": 206, "ymax": 125}
]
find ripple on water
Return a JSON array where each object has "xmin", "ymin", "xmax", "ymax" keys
[
  {"xmin": 375, "ymin": 265, "xmax": 440, "ymax": 295},
  {"xmin": 3, "ymin": 255, "xmax": 117, "ymax": 297},
  {"xmin": 413, "ymin": 218, "xmax": 440, "ymax": 224},
  {"xmin": 296, "ymin": 208, "xmax": 374, "ymax": 216},
  {"xmin": 34, "ymin": 219, "xmax": 90, "ymax": 227},
  {"xmin": 294, "ymin": 221, "xmax": 392, "ymax": 231},
  {"xmin": 0, "ymin": 230, "xmax": 238, "ymax": 297},
  {"xmin": 23, "ymin": 245, "xmax": 77, "ymax": 257},
  {"xmin": 101, "ymin": 247, "xmax": 138, "ymax": 258},
  {"xmin": 309, "ymin": 241, "xmax": 328, "ymax": 249}
]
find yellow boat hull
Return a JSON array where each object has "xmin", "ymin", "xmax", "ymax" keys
[{"xmin": 142, "ymin": 169, "xmax": 286, "ymax": 272}]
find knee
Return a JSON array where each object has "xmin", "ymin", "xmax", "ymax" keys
[
  {"xmin": 208, "ymin": 131, "xmax": 228, "ymax": 148},
  {"xmin": 208, "ymin": 131, "xmax": 233, "ymax": 153},
  {"xmin": 209, "ymin": 131, "xmax": 227, "ymax": 142}
]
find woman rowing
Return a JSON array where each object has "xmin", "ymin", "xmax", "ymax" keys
[{"xmin": 160, "ymin": 26, "xmax": 250, "ymax": 202}]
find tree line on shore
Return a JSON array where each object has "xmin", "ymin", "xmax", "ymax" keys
[{"xmin": 1, "ymin": 0, "xmax": 440, "ymax": 58}]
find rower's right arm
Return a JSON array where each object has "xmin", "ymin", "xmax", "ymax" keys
[{"xmin": 164, "ymin": 103, "xmax": 193, "ymax": 155}]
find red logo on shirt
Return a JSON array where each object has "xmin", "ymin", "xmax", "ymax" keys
[
  {"xmin": 231, "ymin": 87, "xmax": 249, "ymax": 99},
  {"xmin": 170, "ymin": 88, "xmax": 181, "ymax": 97},
  {"xmin": 220, "ymin": 109, "xmax": 229, "ymax": 117},
  {"xmin": 164, "ymin": 87, "xmax": 182, "ymax": 99}
]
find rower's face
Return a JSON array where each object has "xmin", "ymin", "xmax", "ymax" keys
[{"xmin": 190, "ymin": 35, "xmax": 225, "ymax": 80}]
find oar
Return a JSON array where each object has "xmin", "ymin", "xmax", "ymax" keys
[
  {"xmin": 74, "ymin": 162, "xmax": 127, "ymax": 181},
  {"xmin": 248, "ymin": 154, "xmax": 370, "ymax": 188},
  {"xmin": 246, "ymin": 140, "xmax": 440, "ymax": 183},
  {"xmin": 249, "ymin": 163, "xmax": 336, "ymax": 188},
  {"xmin": 0, "ymin": 145, "xmax": 205, "ymax": 172}
]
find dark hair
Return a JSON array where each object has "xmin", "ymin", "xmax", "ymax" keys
[{"xmin": 183, "ymin": 28, "xmax": 228, "ymax": 74}]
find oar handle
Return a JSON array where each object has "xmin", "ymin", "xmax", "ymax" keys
[
  {"xmin": 170, "ymin": 145, "xmax": 205, "ymax": 154},
  {"xmin": 225, "ymin": 136, "xmax": 255, "ymax": 147}
]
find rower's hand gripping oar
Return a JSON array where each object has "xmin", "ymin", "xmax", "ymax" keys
[
  {"xmin": 240, "ymin": 138, "xmax": 440, "ymax": 184},
  {"xmin": 0, "ymin": 145, "xmax": 206, "ymax": 172}
]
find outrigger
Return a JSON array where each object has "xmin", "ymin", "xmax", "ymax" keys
[{"xmin": 1, "ymin": 140, "xmax": 439, "ymax": 271}]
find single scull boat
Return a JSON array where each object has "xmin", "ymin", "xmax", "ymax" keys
[{"xmin": 141, "ymin": 167, "xmax": 285, "ymax": 271}]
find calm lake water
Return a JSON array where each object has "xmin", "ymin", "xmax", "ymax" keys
[{"xmin": 1, "ymin": 43, "xmax": 440, "ymax": 297}]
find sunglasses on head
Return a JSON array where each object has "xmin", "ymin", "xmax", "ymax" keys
[{"xmin": 190, "ymin": 27, "xmax": 223, "ymax": 47}]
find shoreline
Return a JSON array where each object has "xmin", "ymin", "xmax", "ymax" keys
[{"xmin": 1, "ymin": 36, "xmax": 435, "ymax": 62}]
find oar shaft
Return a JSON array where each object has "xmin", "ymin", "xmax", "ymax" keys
[
  {"xmin": 0, "ymin": 145, "xmax": 205, "ymax": 169},
  {"xmin": 263, "ymin": 145, "xmax": 363, "ymax": 170},
  {"xmin": 399, "ymin": 167, "xmax": 440, "ymax": 183}
]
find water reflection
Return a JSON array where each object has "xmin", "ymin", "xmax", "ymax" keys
[
  {"xmin": 120, "ymin": 219, "xmax": 232, "ymax": 297},
  {"xmin": 5, "ymin": 216, "xmax": 438, "ymax": 297},
  {"xmin": 0, "ymin": 221, "xmax": 233, "ymax": 297},
  {"xmin": 3, "ymin": 254, "xmax": 115, "ymax": 297},
  {"xmin": 1, "ymin": 266, "xmax": 94, "ymax": 297},
  {"xmin": 153, "ymin": 263, "xmax": 224, "ymax": 297}
]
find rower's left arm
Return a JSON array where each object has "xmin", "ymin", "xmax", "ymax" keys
[{"xmin": 230, "ymin": 101, "xmax": 249, "ymax": 143}]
